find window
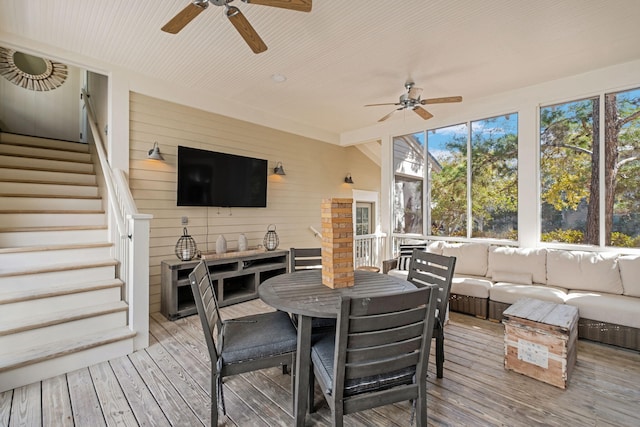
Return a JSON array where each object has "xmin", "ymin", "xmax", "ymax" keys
[
  {"xmin": 605, "ymin": 88, "xmax": 640, "ymax": 248},
  {"xmin": 470, "ymin": 115, "xmax": 518, "ymax": 239},
  {"xmin": 540, "ymin": 98, "xmax": 599, "ymax": 245},
  {"xmin": 355, "ymin": 202, "xmax": 373, "ymax": 235},
  {"xmin": 428, "ymin": 124, "xmax": 468, "ymax": 237},
  {"xmin": 393, "ymin": 132, "xmax": 425, "ymax": 234}
]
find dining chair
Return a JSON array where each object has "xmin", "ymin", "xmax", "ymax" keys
[
  {"xmin": 406, "ymin": 249, "xmax": 456, "ymax": 379},
  {"xmin": 290, "ymin": 247, "xmax": 323, "ymax": 271},
  {"xmin": 309, "ymin": 286, "xmax": 438, "ymax": 427},
  {"xmin": 188, "ymin": 260, "xmax": 298, "ymax": 426},
  {"xmin": 289, "ymin": 248, "xmax": 336, "ymax": 332}
]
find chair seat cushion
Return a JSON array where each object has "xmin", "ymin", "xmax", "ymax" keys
[
  {"xmin": 311, "ymin": 333, "xmax": 415, "ymax": 397},
  {"xmin": 221, "ymin": 310, "xmax": 298, "ymax": 365}
]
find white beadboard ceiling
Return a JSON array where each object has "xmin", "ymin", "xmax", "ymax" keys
[{"xmin": 1, "ymin": 0, "xmax": 640, "ymax": 144}]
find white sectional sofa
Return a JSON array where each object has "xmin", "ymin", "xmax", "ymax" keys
[{"xmin": 384, "ymin": 242, "xmax": 640, "ymax": 351}]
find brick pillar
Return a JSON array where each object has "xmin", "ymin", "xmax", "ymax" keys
[{"xmin": 321, "ymin": 198, "xmax": 354, "ymax": 288}]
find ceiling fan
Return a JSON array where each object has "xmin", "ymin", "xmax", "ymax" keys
[
  {"xmin": 161, "ymin": 0, "xmax": 312, "ymax": 54},
  {"xmin": 365, "ymin": 81, "xmax": 462, "ymax": 122}
]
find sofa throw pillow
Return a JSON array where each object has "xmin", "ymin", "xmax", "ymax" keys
[
  {"xmin": 397, "ymin": 255, "xmax": 412, "ymax": 271},
  {"xmin": 492, "ymin": 270, "xmax": 533, "ymax": 285},
  {"xmin": 618, "ymin": 255, "xmax": 640, "ymax": 297},
  {"xmin": 397, "ymin": 243, "xmax": 427, "ymax": 271}
]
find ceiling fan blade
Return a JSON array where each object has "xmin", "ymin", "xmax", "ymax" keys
[
  {"xmin": 227, "ymin": 6, "xmax": 268, "ymax": 54},
  {"xmin": 364, "ymin": 102, "xmax": 400, "ymax": 107},
  {"xmin": 413, "ymin": 106, "xmax": 434, "ymax": 120},
  {"xmin": 161, "ymin": 2, "xmax": 207, "ymax": 34},
  {"xmin": 421, "ymin": 96, "xmax": 463, "ymax": 105},
  {"xmin": 244, "ymin": 0, "xmax": 312, "ymax": 12},
  {"xmin": 378, "ymin": 109, "xmax": 400, "ymax": 122},
  {"xmin": 408, "ymin": 86, "xmax": 423, "ymax": 100}
]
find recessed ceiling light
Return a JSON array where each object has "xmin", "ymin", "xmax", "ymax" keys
[{"xmin": 271, "ymin": 73, "xmax": 287, "ymax": 83}]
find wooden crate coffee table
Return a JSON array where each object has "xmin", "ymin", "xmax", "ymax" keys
[{"xmin": 503, "ymin": 298, "xmax": 579, "ymax": 389}]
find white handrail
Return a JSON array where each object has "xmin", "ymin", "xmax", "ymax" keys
[{"xmin": 82, "ymin": 89, "xmax": 128, "ymax": 238}]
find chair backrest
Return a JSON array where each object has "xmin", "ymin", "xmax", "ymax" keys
[
  {"xmin": 290, "ymin": 247, "xmax": 322, "ymax": 272},
  {"xmin": 188, "ymin": 260, "xmax": 223, "ymax": 367},
  {"xmin": 406, "ymin": 250, "xmax": 456, "ymax": 328},
  {"xmin": 333, "ymin": 286, "xmax": 437, "ymax": 414}
]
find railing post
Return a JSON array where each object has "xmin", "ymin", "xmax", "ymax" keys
[{"xmin": 128, "ymin": 213, "xmax": 152, "ymax": 350}]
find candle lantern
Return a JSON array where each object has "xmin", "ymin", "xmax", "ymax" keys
[
  {"xmin": 175, "ymin": 227, "xmax": 197, "ymax": 261},
  {"xmin": 263, "ymin": 224, "xmax": 279, "ymax": 251}
]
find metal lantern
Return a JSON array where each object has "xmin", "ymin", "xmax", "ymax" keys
[
  {"xmin": 175, "ymin": 227, "xmax": 197, "ymax": 261},
  {"xmin": 263, "ymin": 224, "xmax": 279, "ymax": 251}
]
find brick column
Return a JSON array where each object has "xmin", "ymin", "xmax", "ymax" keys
[{"xmin": 321, "ymin": 198, "xmax": 354, "ymax": 288}]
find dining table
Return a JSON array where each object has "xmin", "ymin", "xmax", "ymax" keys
[{"xmin": 259, "ymin": 269, "xmax": 417, "ymax": 426}]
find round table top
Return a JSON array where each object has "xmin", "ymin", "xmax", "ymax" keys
[{"xmin": 259, "ymin": 269, "xmax": 416, "ymax": 318}]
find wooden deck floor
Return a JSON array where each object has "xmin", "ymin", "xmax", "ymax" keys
[{"xmin": 1, "ymin": 299, "xmax": 639, "ymax": 426}]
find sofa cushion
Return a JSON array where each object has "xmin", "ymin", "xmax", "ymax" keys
[
  {"xmin": 397, "ymin": 255, "xmax": 412, "ymax": 271},
  {"xmin": 492, "ymin": 270, "xmax": 533, "ymax": 285},
  {"xmin": 488, "ymin": 247, "xmax": 547, "ymax": 284},
  {"xmin": 546, "ymin": 250, "xmax": 623, "ymax": 294},
  {"xmin": 451, "ymin": 276, "xmax": 492, "ymax": 299},
  {"xmin": 442, "ymin": 243, "xmax": 489, "ymax": 277},
  {"xmin": 565, "ymin": 291, "xmax": 640, "ymax": 329},
  {"xmin": 388, "ymin": 269, "xmax": 408, "ymax": 280},
  {"xmin": 617, "ymin": 255, "xmax": 640, "ymax": 297},
  {"xmin": 489, "ymin": 283, "xmax": 568, "ymax": 305}
]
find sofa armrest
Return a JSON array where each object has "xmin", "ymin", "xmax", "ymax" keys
[{"xmin": 383, "ymin": 258, "xmax": 398, "ymax": 274}]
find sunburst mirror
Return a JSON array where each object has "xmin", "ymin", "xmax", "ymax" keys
[{"xmin": 0, "ymin": 47, "xmax": 68, "ymax": 91}]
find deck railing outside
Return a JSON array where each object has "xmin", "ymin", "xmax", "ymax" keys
[{"xmin": 354, "ymin": 233, "xmax": 387, "ymax": 269}]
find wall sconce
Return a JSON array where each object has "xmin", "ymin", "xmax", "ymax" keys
[
  {"xmin": 344, "ymin": 173, "xmax": 354, "ymax": 184},
  {"xmin": 147, "ymin": 141, "xmax": 164, "ymax": 161},
  {"xmin": 274, "ymin": 161, "xmax": 286, "ymax": 175}
]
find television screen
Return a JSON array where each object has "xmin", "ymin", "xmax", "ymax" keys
[{"xmin": 177, "ymin": 146, "xmax": 267, "ymax": 207}]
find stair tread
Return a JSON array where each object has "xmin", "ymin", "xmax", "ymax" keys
[
  {"xmin": 0, "ymin": 133, "xmax": 88, "ymax": 153},
  {"xmin": 0, "ymin": 242, "xmax": 112, "ymax": 254},
  {"xmin": 0, "ymin": 326, "xmax": 135, "ymax": 372},
  {"xmin": 0, "ymin": 209, "xmax": 104, "ymax": 214},
  {"xmin": 0, "ymin": 165, "xmax": 94, "ymax": 175},
  {"xmin": 0, "ymin": 225, "xmax": 107, "ymax": 233},
  {"xmin": 0, "ymin": 178, "xmax": 97, "ymax": 186},
  {"xmin": 0, "ymin": 278, "xmax": 123, "ymax": 305},
  {"xmin": 0, "ymin": 259, "xmax": 117, "ymax": 278},
  {"xmin": 0, "ymin": 301, "xmax": 128, "ymax": 336},
  {"xmin": 0, "ymin": 193, "xmax": 100, "ymax": 199}
]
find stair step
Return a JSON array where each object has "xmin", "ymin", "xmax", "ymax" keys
[
  {"xmin": 0, "ymin": 243, "xmax": 112, "ymax": 267},
  {"xmin": 0, "ymin": 181, "xmax": 99, "ymax": 197},
  {"xmin": 0, "ymin": 326, "xmax": 135, "ymax": 375},
  {"xmin": 0, "ymin": 154, "xmax": 94, "ymax": 174},
  {"xmin": 0, "ymin": 260, "xmax": 117, "ymax": 289},
  {"xmin": 0, "ymin": 278, "xmax": 123, "ymax": 305},
  {"xmin": 0, "ymin": 133, "xmax": 88, "ymax": 153},
  {"xmin": 0, "ymin": 195, "xmax": 102, "ymax": 210},
  {"xmin": 0, "ymin": 300, "xmax": 127, "ymax": 337},
  {"xmin": 0, "ymin": 168, "xmax": 96, "ymax": 185},
  {"xmin": 0, "ymin": 211, "xmax": 105, "ymax": 227},
  {"xmin": 0, "ymin": 144, "xmax": 91, "ymax": 163},
  {"xmin": 0, "ymin": 225, "xmax": 107, "ymax": 247}
]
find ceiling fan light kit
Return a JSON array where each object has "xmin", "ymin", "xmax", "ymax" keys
[
  {"xmin": 365, "ymin": 81, "xmax": 463, "ymax": 123},
  {"xmin": 162, "ymin": 0, "xmax": 312, "ymax": 53}
]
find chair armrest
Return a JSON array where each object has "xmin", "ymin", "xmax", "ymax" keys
[{"xmin": 382, "ymin": 258, "xmax": 398, "ymax": 274}]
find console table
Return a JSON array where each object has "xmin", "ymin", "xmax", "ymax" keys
[{"xmin": 161, "ymin": 249, "xmax": 288, "ymax": 320}]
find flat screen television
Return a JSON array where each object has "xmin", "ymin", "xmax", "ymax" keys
[{"xmin": 177, "ymin": 145, "xmax": 268, "ymax": 207}]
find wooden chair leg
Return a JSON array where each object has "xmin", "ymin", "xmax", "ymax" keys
[
  {"xmin": 211, "ymin": 372, "xmax": 219, "ymax": 426},
  {"xmin": 436, "ymin": 331, "xmax": 444, "ymax": 379},
  {"xmin": 308, "ymin": 365, "xmax": 315, "ymax": 413}
]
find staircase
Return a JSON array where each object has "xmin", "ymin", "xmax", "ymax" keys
[{"xmin": 0, "ymin": 132, "xmax": 136, "ymax": 392}]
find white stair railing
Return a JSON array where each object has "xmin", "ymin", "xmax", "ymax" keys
[{"xmin": 82, "ymin": 89, "xmax": 151, "ymax": 350}]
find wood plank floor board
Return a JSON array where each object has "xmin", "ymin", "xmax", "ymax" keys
[
  {"xmin": 89, "ymin": 361, "xmax": 138, "ymax": 426},
  {"xmin": 2, "ymin": 306, "xmax": 640, "ymax": 426},
  {"xmin": 0, "ymin": 390, "xmax": 12, "ymax": 427},
  {"xmin": 66, "ymin": 367, "xmax": 106, "ymax": 427},
  {"xmin": 127, "ymin": 349, "xmax": 204, "ymax": 427},
  {"xmin": 109, "ymin": 356, "xmax": 171, "ymax": 427},
  {"xmin": 41, "ymin": 374, "xmax": 73, "ymax": 427},
  {"xmin": 9, "ymin": 382, "xmax": 40, "ymax": 427}
]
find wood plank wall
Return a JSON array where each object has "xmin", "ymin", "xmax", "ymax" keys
[{"xmin": 128, "ymin": 93, "xmax": 380, "ymax": 313}]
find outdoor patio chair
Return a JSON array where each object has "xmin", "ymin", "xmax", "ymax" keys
[
  {"xmin": 309, "ymin": 286, "xmax": 438, "ymax": 426},
  {"xmin": 189, "ymin": 260, "xmax": 297, "ymax": 426},
  {"xmin": 406, "ymin": 249, "xmax": 457, "ymax": 378}
]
